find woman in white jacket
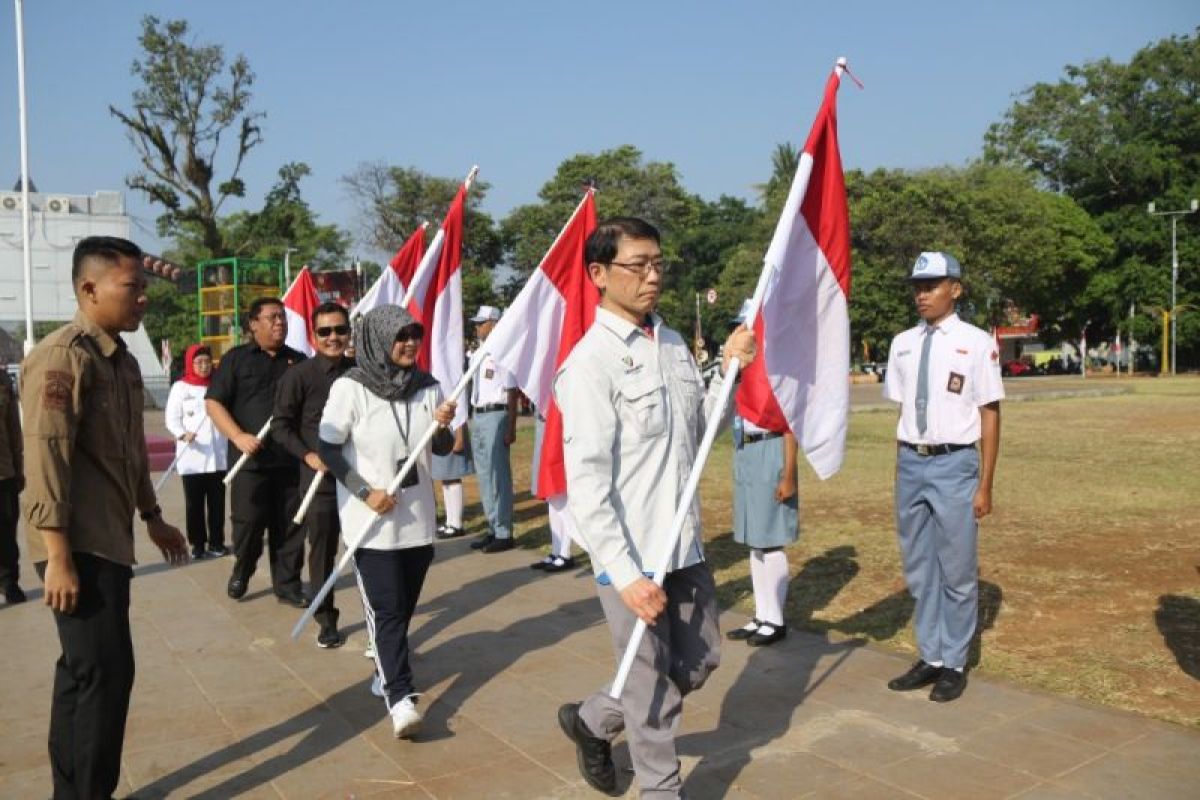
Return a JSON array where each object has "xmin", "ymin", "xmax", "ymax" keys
[
  {"xmin": 319, "ymin": 305, "xmax": 455, "ymax": 739},
  {"xmin": 164, "ymin": 345, "xmax": 229, "ymax": 559}
]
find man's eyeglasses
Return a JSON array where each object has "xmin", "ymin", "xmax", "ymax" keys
[
  {"xmin": 315, "ymin": 324, "xmax": 351, "ymax": 338},
  {"xmin": 607, "ymin": 258, "xmax": 669, "ymax": 278}
]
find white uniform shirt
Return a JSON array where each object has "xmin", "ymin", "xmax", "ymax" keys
[
  {"xmin": 553, "ymin": 307, "xmax": 731, "ymax": 591},
  {"xmin": 471, "ymin": 351, "xmax": 516, "ymax": 407},
  {"xmin": 883, "ymin": 313, "xmax": 1005, "ymax": 445},
  {"xmin": 164, "ymin": 381, "xmax": 228, "ymax": 475},
  {"xmin": 319, "ymin": 378, "xmax": 443, "ymax": 550}
]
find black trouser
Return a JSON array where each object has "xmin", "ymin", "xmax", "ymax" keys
[
  {"xmin": 229, "ymin": 467, "xmax": 303, "ymax": 595},
  {"xmin": 36, "ymin": 553, "xmax": 135, "ymax": 800},
  {"xmin": 306, "ymin": 488, "xmax": 341, "ymax": 628},
  {"xmin": 181, "ymin": 472, "xmax": 226, "ymax": 553},
  {"xmin": 0, "ymin": 477, "xmax": 19, "ymax": 591},
  {"xmin": 354, "ymin": 545, "xmax": 434, "ymax": 706}
]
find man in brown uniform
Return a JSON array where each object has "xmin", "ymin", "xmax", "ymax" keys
[
  {"xmin": 0, "ymin": 365, "xmax": 24, "ymax": 604},
  {"xmin": 22, "ymin": 236, "xmax": 188, "ymax": 800}
]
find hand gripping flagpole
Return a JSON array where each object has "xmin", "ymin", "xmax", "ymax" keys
[
  {"xmin": 608, "ymin": 59, "xmax": 847, "ymax": 700},
  {"xmin": 223, "ymin": 418, "xmax": 273, "ymax": 485},
  {"xmin": 291, "ymin": 354, "xmax": 488, "ymax": 638},
  {"xmin": 401, "ymin": 166, "xmax": 479, "ymax": 309},
  {"xmin": 154, "ymin": 418, "xmax": 212, "ymax": 493}
]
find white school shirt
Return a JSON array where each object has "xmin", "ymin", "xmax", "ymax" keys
[
  {"xmin": 471, "ymin": 350, "xmax": 516, "ymax": 407},
  {"xmin": 883, "ymin": 313, "xmax": 1005, "ymax": 445},
  {"xmin": 553, "ymin": 307, "xmax": 731, "ymax": 591},
  {"xmin": 164, "ymin": 381, "xmax": 228, "ymax": 475},
  {"xmin": 318, "ymin": 378, "xmax": 443, "ymax": 550}
]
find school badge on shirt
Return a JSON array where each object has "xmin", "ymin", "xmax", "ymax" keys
[{"xmin": 947, "ymin": 372, "xmax": 965, "ymax": 394}]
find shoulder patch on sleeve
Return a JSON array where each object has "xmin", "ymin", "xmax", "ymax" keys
[{"xmin": 44, "ymin": 370, "xmax": 74, "ymax": 411}]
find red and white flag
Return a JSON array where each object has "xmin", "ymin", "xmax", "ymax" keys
[
  {"xmin": 282, "ymin": 266, "xmax": 321, "ymax": 357},
  {"xmin": 735, "ymin": 68, "xmax": 851, "ymax": 479},
  {"xmin": 406, "ymin": 183, "xmax": 469, "ymax": 430},
  {"xmin": 481, "ymin": 191, "xmax": 597, "ymax": 498},
  {"xmin": 354, "ymin": 224, "xmax": 427, "ymax": 316}
]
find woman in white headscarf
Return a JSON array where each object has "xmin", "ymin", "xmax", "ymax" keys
[{"xmin": 319, "ymin": 305, "xmax": 455, "ymax": 739}]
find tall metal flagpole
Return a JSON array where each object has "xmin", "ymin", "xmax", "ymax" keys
[
  {"xmin": 608, "ymin": 59, "xmax": 848, "ymax": 701},
  {"xmin": 14, "ymin": 0, "xmax": 35, "ymax": 353},
  {"xmin": 400, "ymin": 166, "xmax": 479, "ymax": 309}
]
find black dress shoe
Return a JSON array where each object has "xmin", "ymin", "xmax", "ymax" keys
[
  {"xmin": 929, "ymin": 668, "xmax": 968, "ymax": 702},
  {"xmin": 541, "ymin": 556, "xmax": 575, "ymax": 573},
  {"xmin": 747, "ymin": 622, "xmax": 787, "ymax": 647},
  {"xmin": 470, "ymin": 534, "xmax": 495, "ymax": 550},
  {"xmin": 226, "ymin": 577, "xmax": 248, "ymax": 600},
  {"xmin": 887, "ymin": 660, "xmax": 943, "ymax": 691},
  {"xmin": 557, "ymin": 702, "xmax": 619, "ymax": 796},
  {"xmin": 726, "ymin": 619, "xmax": 762, "ymax": 641},
  {"xmin": 482, "ymin": 537, "xmax": 514, "ymax": 553},
  {"xmin": 275, "ymin": 591, "xmax": 310, "ymax": 608},
  {"xmin": 436, "ymin": 525, "xmax": 467, "ymax": 540}
]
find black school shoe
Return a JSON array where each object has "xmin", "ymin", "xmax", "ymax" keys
[
  {"xmin": 436, "ymin": 525, "xmax": 467, "ymax": 540},
  {"xmin": 557, "ymin": 702, "xmax": 619, "ymax": 796},
  {"xmin": 887, "ymin": 660, "xmax": 943, "ymax": 691},
  {"xmin": 747, "ymin": 622, "xmax": 787, "ymax": 647},
  {"xmin": 930, "ymin": 668, "xmax": 968, "ymax": 702},
  {"xmin": 482, "ymin": 537, "xmax": 514, "ymax": 553},
  {"xmin": 541, "ymin": 556, "xmax": 575, "ymax": 573},
  {"xmin": 470, "ymin": 533, "xmax": 495, "ymax": 550},
  {"xmin": 726, "ymin": 619, "xmax": 762, "ymax": 641},
  {"xmin": 3, "ymin": 584, "xmax": 26, "ymax": 604}
]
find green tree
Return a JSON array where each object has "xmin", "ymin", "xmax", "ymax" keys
[
  {"xmin": 984, "ymin": 28, "xmax": 1200, "ymax": 362},
  {"xmin": 110, "ymin": 16, "xmax": 263, "ymax": 256}
]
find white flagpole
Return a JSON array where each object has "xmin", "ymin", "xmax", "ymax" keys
[
  {"xmin": 608, "ymin": 60, "xmax": 846, "ymax": 701},
  {"xmin": 292, "ymin": 357, "xmax": 485, "ymax": 639},
  {"xmin": 291, "ymin": 469, "xmax": 325, "ymax": 525},
  {"xmin": 401, "ymin": 166, "xmax": 479, "ymax": 309},
  {"xmin": 223, "ymin": 418, "xmax": 272, "ymax": 484},
  {"xmin": 14, "ymin": 0, "xmax": 35, "ymax": 354},
  {"xmin": 153, "ymin": 418, "xmax": 211, "ymax": 493}
]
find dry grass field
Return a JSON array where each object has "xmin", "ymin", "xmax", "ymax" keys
[{"xmin": 498, "ymin": 377, "xmax": 1200, "ymax": 729}]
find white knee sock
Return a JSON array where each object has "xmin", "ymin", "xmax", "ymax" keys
[
  {"xmin": 547, "ymin": 494, "xmax": 574, "ymax": 559},
  {"xmin": 442, "ymin": 481, "xmax": 464, "ymax": 528},
  {"xmin": 750, "ymin": 548, "xmax": 789, "ymax": 627}
]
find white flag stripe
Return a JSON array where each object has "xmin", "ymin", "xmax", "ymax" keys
[
  {"xmin": 428, "ymin": 268, "xmax": 467, "ymax": 430},
  {"xmin": 283, "ymin": 306, "xmax": 314, "ymax": 357},
  {"xmin": 353, "ymin": 267, "xmax": 406, "ymax": 317},
  {"xmin": 485, "ymin": 270, "xmax": 568, "ymax": 410},
  {"xmin": 402, "ymin": 229, "xmax": 446, "ymax": 310}
]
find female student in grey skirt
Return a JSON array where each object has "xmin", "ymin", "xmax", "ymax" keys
[{"xmin": 318, "ymin": 305, "xmax": 456, "ymax": 738}]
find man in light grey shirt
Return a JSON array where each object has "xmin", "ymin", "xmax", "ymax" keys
[{"xmin": 554, "ymin": 217, "xmax": 755, "ymax": 798}]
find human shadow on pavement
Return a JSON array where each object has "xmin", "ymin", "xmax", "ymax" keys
[
  {"xmin": 1156, "ymin": 594, "xmax": 1200, "ymax": 680},
  {"xmin": 135, "ymin": 560, "xmax": 599, "ymax": 798}
]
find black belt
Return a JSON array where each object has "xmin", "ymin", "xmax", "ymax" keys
[
  {"xmin": 743, "ymin": 431, "xmax": 783, "ymax": 445},
  {"xmin": 900, "ymin": 442, "xmax": 975, "ymax": 457},
  {"xmin": 473, "ymin": 403, "xmax": 507, "ymax": 415}
]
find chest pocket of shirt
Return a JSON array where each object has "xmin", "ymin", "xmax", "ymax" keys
[
  {"xmin": 619, "ymin": 374, "xmax": 667, "ymax": 439},
  {"xmin": 945, "ymin": 356, "xmax": 972, "ymax": 403},
  {"xmin": 671, "ymin": 355, "xmax": 704, "ymax": 411},
  {"xmin": 80, "ymin": 361, "xmax": 126, "ymax": 459}
]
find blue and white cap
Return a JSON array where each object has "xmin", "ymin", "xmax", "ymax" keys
[
  {"xmin": 469, "ymin": 305, "xmax": 502, "ymax": 322},
  {"xmin": 732, "ymin": 298, "xmax": 753, "ymax": 324},
  {"xmin": 909, "ymin": 251, "xmax": 963, "ymax": 281}
]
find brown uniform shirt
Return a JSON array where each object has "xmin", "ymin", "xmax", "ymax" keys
[
  {"xmin": 0, "ymin": 370, "xmax": 22, "ymax": 482},
  {"xmin": 20, "ymin": 311, "xmax": 156, "ymax": 566}
]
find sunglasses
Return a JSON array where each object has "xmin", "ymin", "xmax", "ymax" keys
[{"xmin": 315, "ymin": 324, "xmax": 351, "ymax": 338}]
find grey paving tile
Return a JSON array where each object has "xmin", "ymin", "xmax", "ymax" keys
[
  {"xmin": 961, "ymin": 718, "xmax": 1109, "ymax": 779},
  {"xmin": 870, "ymin": 750, "xmax": 1040, "ymax": 799},
  {"xmin": 1055, "ymin": 749, "xmax": 1200, "ymax": 799}
]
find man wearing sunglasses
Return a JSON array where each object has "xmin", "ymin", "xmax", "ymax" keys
[{"xmin": 272, "ymin": 302, "xmax": 355, "ymax": 648}]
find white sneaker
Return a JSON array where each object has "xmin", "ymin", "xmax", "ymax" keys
[
  {"xmin": 390, "ymin": 696, "xmax": 422, "ymax": 739},
  {"xmin": 370, "ymin": 674, "xmax": 385, "ymax": 698}
]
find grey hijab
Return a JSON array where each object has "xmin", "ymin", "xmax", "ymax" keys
[{"xmin": 345, "ymin": 305, "xmax": 437, "ymax": 401}]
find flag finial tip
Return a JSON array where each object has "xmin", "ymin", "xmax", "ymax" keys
[{"xmin": 836, "ymin": 56, "xmax": 847, "ymax": 67}]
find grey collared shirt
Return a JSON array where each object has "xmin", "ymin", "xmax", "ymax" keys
[{"xmin": 553, "ymin": 307, "xmax": 731, "ymax": 591}]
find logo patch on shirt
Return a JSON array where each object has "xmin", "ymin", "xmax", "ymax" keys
[
  {"xmin": 897, "ymin": 349, "xmax": 911, "ymax": 357},
  {"xmin": 947, "ymin": 372, "xmax": 965, "ymax": 395},
  {"xmin": 621, "ymin": 355, "xmax": 633, "ymax": 368},
  {"xmin": 991, "ymin": 350, "xmax": 999, "ymax": 361},
  {"xmin": 955, "ymin": 348, "xmax": 969, "ymax": 355},
  {"xmin": 44, "ymin": 370, "xmax": 73, "ymax": 411},
  {"xmin": 485, "ymin": 368, "xmax": 494, "ymax": 380}
]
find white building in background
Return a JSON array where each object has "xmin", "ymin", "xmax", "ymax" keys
[{"xmin": 0, "ymin": 188, "xmax": 169, "ymax": 404}]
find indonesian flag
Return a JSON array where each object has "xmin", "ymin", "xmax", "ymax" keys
[
  {"xmin": 407, "ymin": 183, "xmax": 468, "ymax": 430},
  {"xmin": 353, "ymin": 225, "xmax": 427, "ymax": 316},
  {"xmin": 735, "ymin": 68, "xmax": 851, "ymax": 480},
  {"xmin": 282, "ymin": 266, "xmax": 321, "ymax": 357},
  {"xmin": 480, "ymin": 191, "xmax": 597, "ymax": 499}
]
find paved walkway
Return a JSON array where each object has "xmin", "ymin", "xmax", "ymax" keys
[{"xmin": 3, "ymin": 400, "xmax": 1197, "ymax": 798}]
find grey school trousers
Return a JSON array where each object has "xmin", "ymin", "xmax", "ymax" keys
[{"xmin": 580, "ymin": 562, "xmax": 721, "ymax": 799}]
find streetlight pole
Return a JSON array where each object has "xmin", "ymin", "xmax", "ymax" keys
[
  {"xmin": 1148, "ymin": 199, "xmax": 1198, "ymax": 375},
  {"xmin": 14, "ymin": 0, "xmax": 35, "ymax": 354},
  {"xmin": 283, "ymin": 246, "xmax": 299, "ymax": 286}
]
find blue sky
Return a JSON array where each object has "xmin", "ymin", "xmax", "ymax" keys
[{"xmin": 1, "ymin": 1, "xmax": 1195, "ymax": 261}]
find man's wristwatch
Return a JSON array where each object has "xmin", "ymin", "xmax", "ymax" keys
[
  {"xmin": 355, "ymin": 485, "xmax": 371, "ymax": 502},
  {"xmin": 140, "ymin": 505, "xmax": 163, "ymax": 522}
]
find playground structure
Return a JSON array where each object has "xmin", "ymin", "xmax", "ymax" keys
[{"xmin": 196, "ymin": 257, "xmax": 284, "ymax": 359}]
